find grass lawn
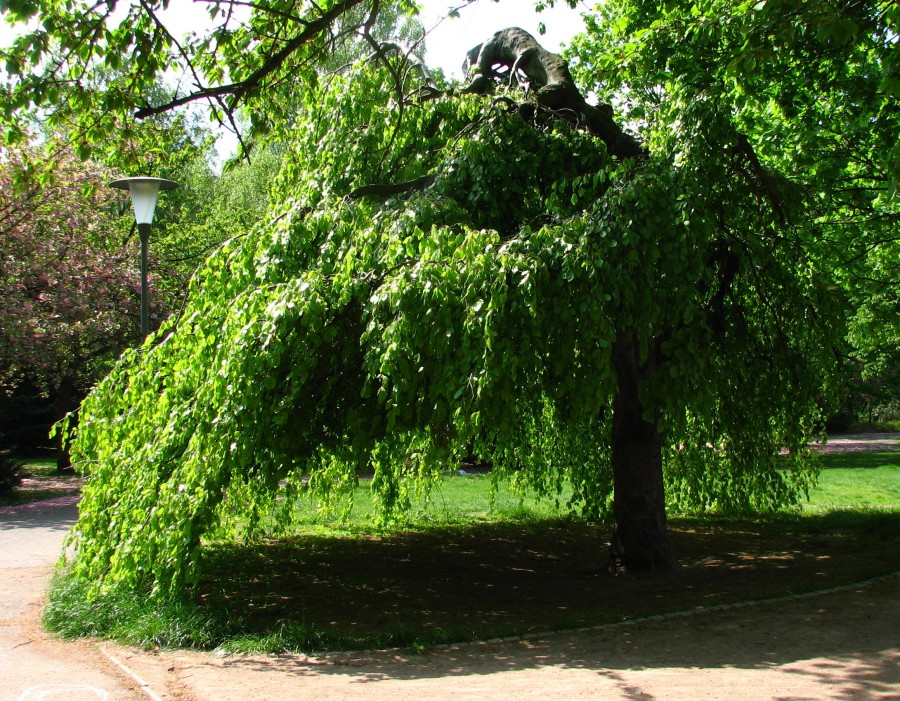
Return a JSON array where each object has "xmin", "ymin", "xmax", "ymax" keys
[
  {"xmin": 805, "ymin": 451, "xmax": 900, "ymax": 510},
  {"xmin": 43, "ymin": 444, "xmax": 900, "ymax": 654}
]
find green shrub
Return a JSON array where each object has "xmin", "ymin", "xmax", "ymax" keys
[{"xmin": 0, "ymin": 449, "xmax": 23, "ymax": 494}]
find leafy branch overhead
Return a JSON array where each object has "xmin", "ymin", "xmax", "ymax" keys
[
  {"xmin": 131, "ymin": 0, "xmax": 374, "ymax": 119},
  {"xmin": 0, "ymin": 0, "xmax": 419, "ymax": 156}
]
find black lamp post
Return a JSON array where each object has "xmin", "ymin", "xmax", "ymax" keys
[{"xmin": 109, "ymin": 177, "xmax": 179, "ymax": 341}]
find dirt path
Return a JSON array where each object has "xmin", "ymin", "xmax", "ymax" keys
[
  {"xmin": 113, "ymin": 575, "xmax": 900, "ymax": 700},
  {"xmin": 812, "ymin": 433, "xmax": 900, "ymax": 454},
  {"xmin": 0, "ymin": 497, "xmax": 144, "ymax": 701}
]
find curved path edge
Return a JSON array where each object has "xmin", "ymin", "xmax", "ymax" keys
[{"xmin": 110, "ymin": 571, "xmax": 900, "ymax": 701}]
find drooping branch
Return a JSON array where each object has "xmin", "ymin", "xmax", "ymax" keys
[
  {"xmin": 732, "ymin": 133, "xmax": 790, "ymax": 223},
  {"xmin": 348, "ymin": 174, "xmax": 435, "ymax": 200},
  {"xmin": 461, "ymin": 27, "xmax": 644, "ymax": 160},
  {"xmin": 133, "ymin": 0, "xmax": 370, "ymax": 119}
]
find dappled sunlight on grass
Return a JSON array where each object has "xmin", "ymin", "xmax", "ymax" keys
[
  {"xmin": 42, "ymin": 443, "xmax": 900, "ymax": 653},
  {"xmin": 188, "ymin": 454, "xmax": 900, "ymax": 652}
]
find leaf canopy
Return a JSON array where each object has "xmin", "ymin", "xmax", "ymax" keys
[
  {"xmin": 568, "ymin": 0, "xmax": 899, "ymax": 391},
  {"xmin": 0, "ymin": 0, "xmax": 420, "ymax": 160},
  {"xmin": 66, "ymin": 57, "xmax": 838, "ymax": 595}
]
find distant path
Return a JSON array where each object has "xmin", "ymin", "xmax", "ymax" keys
[
  {"xmin": 813, "ymin": 432, "xmax": 900, "ymax": 453},
  {"xmin": 0, "ymin": 497, "xmax": 144, "ymax": 701}
]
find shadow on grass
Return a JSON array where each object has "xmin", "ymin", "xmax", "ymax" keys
[
  {"xmin": 818, "ymin": 451, "xmax": 899, "ymax": 470},
  {"xmin": 197, "ymin": 511, "xmax": 900, "ymax": 653}
]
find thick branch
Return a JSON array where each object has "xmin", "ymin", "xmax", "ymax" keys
[
  {"xmin": 461, "ymin": 27, "xmax": 645, "ymax": 160},
  {"xmin": 733, "ymin": 134, "xmax": 788, "ymax": 222},
  {"xmin": 373, "ymin": 41, "xmax": 440, "ymax": 94},
  {"xmin": 348, "ymin": 174, "xmax": 435, "ymax": 200},
  {"xmin": 134, "ymin": 0, "xmax": 369, "ymax": 119}
]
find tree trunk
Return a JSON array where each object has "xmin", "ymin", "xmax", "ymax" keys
[
  {"xmin": 610, "ymin": 333, "xmax": 678, "ymax": 573},
  {"xmin": 54, "ymin": 375, "xmax": 76, "ymax": 473}
]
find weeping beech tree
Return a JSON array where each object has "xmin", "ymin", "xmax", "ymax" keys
[{"xmin": 63, "ymin": 30, "xmax": 841, "ymax": 596}]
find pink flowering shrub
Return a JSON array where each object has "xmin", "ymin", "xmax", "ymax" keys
[{"xmin": 0, "ymin": 142, "xmax": 151, "ymax": 412}]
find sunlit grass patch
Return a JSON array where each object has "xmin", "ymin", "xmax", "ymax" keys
[
  {"xmin": 806, "ymin": 451, "xmax": 900, "ymax": 511},
  {"xmin": 282, "ymin": 472, "xmax": 576, "ymax": 534}
]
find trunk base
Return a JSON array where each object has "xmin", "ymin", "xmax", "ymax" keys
[{"xmin": 610, "ymin": 333, "xmax": 679, "ymax": 575}]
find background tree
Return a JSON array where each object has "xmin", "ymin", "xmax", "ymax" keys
[
  {"xmin": 0, "ymin": 141, "xmax": 142, "ymax": 466},
  {"xmin": 0, "ymin": 447, "xmax": 23, "ymax": 494},
  {"xmin": 0, "ymin": 83, "xmax": 217, "ymax": 462},
  {"xmin": 567, "ymin": 0, "xmax": 900, "ymax": 427}
]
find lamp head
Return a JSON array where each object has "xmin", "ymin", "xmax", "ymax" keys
[{"xmin": 109, "ymin": 177, "xmax": 179, "ymax": 225}]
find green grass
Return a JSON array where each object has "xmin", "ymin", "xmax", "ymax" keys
[
  {"xmin": 807, "ymin": 451, "xmax": 900, "ymax": 510},
  {"xmin": 44, "ymin": 573, "xmax": 233, "ymax": 649},
  {"xmin": 846, "ymin": 419, "xmax": 900, "ymax": 433},
  {"xmin": 46, "ymin": 506, "xmax": 900, "ymax": 654},
  {"xmin": 272, "ymin": 472, "xmax": 575, "ymax": 536},
  {"xmin": 17, "ymin": 458, "xmax": 60, "ymax": 475},
  {"xmin": 218, "ymin": 621, "xmax": 469, "ymax": 656},
  {"xmin": 234, "ymin": 450, "xmax": 899, "ymax": 537}
]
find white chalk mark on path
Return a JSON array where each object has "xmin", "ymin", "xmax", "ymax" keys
[{"xmin": 18, "ymin": 684, "xmax": 109, "ymax": 700}]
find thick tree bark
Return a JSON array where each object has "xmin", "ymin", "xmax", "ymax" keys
[
  {"xmin": 609, "ymin": 333, "xmax": 677, "ymax": 573},
  {"xmin": 461, "ymin": 28, "xmax": 644, "ymax": 160}
]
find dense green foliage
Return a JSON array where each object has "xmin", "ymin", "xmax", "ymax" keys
[
  {"xmin": 568, "ymin": 0, "xmax": 900, "ymax": 422},
  {"xmin": 65, "ymin": 49, "xmax": 838, "ymax": 593}
]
